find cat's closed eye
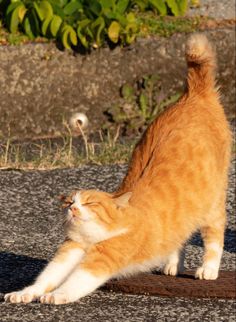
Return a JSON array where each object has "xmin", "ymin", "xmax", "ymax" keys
[{"xmin": 82, "ymin": 202, "xmax": 99, "ymax": 207}]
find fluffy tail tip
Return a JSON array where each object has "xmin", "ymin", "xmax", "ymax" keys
[{"xmin": 186, "ymin": 33, "xmax": 215, "ymax": 65}]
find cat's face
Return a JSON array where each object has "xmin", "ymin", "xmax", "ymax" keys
[{"xmin": 61, "ymin": 190, "xmax": 131, "ymax": 243}]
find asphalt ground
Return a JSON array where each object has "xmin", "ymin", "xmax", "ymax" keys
[{"xmin": 0, "ymin": 160, "xmax": 235, "ymax": 322}]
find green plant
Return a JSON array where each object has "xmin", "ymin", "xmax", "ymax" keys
[
  {"xmin": 105, "ymin": 74, "xmax": 181, "ymax": 134},
  {"xmin": 1, "ymin": 0, "xmax": 189, "ymax": 49},
  {"xmin": 132, "ymin": 0, "xmax": 188, "ymax": 16}
]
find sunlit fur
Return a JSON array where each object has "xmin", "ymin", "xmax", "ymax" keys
[{"xmin": 5, "ymin": 34, "xmax": 232, "ymax": 305}]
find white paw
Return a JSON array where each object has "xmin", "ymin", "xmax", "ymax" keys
[
  {"xmin": 163, "ymin": 263, "xmax": 179, "ymax": 276},
  {"xmin": 40, "ymin": 292, "xmax": 71, "ymax": 305},
  {"xmin": 195, "ymin": 266, "xmax": 219, "ymax": 280},
  {"xmin": 4, "ymin": 289, "xmax": 38, "ymax": 303}
]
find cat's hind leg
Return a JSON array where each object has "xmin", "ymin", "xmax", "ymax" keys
[
  {"xmin": 163, "ymin": 248, "xmax": 185, "ymax": 276},
  {"xmin": 195, "ymin": 198, "xmax": 226, "ymax": 280},
  {"xmin": 4, "ymin": 240, "xmax": 85, "ymax": 303}
]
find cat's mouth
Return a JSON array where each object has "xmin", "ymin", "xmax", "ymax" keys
[{"xmin": 64, "ymin": 209, "xmax": 88, "ymax": 226}]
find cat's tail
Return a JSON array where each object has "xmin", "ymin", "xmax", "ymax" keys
[{"xmin": 185, "ymin": 33, "xmax": 217, "ymax": 94}]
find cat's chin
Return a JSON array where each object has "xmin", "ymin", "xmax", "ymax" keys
[{"xmin": 64, "ymin": 213, "xmax": 83, "ymax": 225}]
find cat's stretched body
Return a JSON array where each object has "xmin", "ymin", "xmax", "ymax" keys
[{"xmin": 5, "ymin": 34, "xmax": 232, "ymax": 305}]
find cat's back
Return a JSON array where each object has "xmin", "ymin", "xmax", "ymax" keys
[
  {"xmin": 131, "ymin": 44, "xmax": 232, "ymax": 210},
  {"xmin": 155, "ymin": 90, "xmax": 231, "ymax": 157},
  {"xmin": 138, "ymin": 91, "xmax": 231, "ymax": 190}
]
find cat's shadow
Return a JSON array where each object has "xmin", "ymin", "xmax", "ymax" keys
[
  {"xmin": 190, "ymin": 228, "xmax": 236, "ymax": 253},
  {"xmin": 0, "ymin": 228, "xmax": 235, "ymax": 298},
  {"xmin": 0, "ymin": 252, "xmax": 47, "ymax": 295}
]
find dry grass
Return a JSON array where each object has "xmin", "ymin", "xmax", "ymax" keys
[{"xmin": 0, "ymin": 126, "xmax": 135, "ymax": 170}]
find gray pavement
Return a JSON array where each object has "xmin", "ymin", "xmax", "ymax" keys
[{"xmin": 0, "ymin": 161, "xmax": 235, "ymax": 321}]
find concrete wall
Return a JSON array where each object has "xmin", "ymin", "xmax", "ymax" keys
[{"xmin": 0, "ymin": 28, "xmax": 235, "ymax": 139}]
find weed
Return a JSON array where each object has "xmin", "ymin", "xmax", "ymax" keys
[
  {"xmin": 0, "ymin": 125, "xmax": 135, "ymax": 170},
  {"xmin": 138, "ymin": 14, "xmax": 201, "ymax": 37},
  {"xmin": 105, "ymin": 74, "xmax": 181, "ymax": 135}
]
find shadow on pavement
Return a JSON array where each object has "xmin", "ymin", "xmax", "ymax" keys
[
  {"xmin": 190, "ymin": 228, "xmax": 236, "ymax": 253},
  {"xmin": 0, "ymin": 252, "xmax": 47, "ymax": 294}
]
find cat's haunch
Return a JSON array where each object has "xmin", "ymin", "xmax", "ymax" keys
[{"xmin": 5, "ymin": 34, "xmax": 232, "ymax": 305}]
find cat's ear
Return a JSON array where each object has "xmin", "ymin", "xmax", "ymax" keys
[{"xmin": 113, "ymin": 192, "xmax": 132, "ymax": 208}]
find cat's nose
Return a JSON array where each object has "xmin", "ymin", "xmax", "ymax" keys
[{"xmin": 70, "ymin": 206, "xmax": 80, "ymax": 217}]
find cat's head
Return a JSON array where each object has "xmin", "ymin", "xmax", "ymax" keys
[{"xmin": 61, "ymin": 190, "xmax": 132, "ymax": 244}]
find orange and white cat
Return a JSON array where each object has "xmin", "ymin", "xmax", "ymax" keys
[{"xmin": 5, "ymin": 34, "xmax": 232, "ymax": 305}]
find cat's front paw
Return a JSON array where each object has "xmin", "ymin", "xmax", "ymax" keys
[
  {"xmin": 163, "ymin": 263, "xmax": 179, "ymax": 276},
  {"xmin": 40, "ymin": 292, "xmax": 71, "ymax": 305},
  {"xmin": 4, "ymin": 289, "xmax": 37, "ymax": 304},
  {"xmin": 195, "ymin": 265, "xmax": 219, "ymax": 280}
]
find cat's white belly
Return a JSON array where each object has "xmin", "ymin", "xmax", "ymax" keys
[{"xmin": 116, "ymin": 256, "xmax": 165, "ymax": 278}]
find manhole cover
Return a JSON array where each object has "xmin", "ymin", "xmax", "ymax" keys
[{"xmin": 103, "ymin": 271, "xmax": 236, "ymax": 299}]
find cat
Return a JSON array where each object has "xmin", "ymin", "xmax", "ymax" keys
[{"xmin": 5, "ymin": 34, "xmax": 232, "ymax": 305}]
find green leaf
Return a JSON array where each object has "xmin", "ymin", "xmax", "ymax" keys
[
  {"xmin": 69, "ymin": 26, "xmax": 77, "ymax": 45},
  {"xmin": 63, "ymin": 0, "xmax": 82, "ymax": 15},
  {"xmin": 23, "ymin": 16, "xmax": 35, "ymax": 39},
  {"xmin": 91, "ymin": 16, "xmax": 105, "ymax": 47},
  {"xmin": 39, "ymin": 1, "xmax": 53, "ymax": 19},
  {"xmin": 176, "ymin": 0, "xmax": 188, "ymax": 15},
  {"xmin": 33, "ymin": 2, "xmax": 45, "ymax": 21},
  {"xmin": 125, "ymin": 22, "xmax": 138, "ymax": 44},
  {"xmin": 88, "ymin": 0, "xmax": 102, "ymax": 16},
  {"xmin": 6, "ymin": 1, "xmax": 21, "ymax": 16},
  {"xmin": 49, "ymin": 0, "xmax": 68, "ymax": 9},
  {"xmin": 77, "ymin": 25, "xmax": 89, "ymax": 48},
  {"xmin": 116, "ymin": 0, "xmax": 130, "ymax": 14},
  {"xmin": 18, "ymin": 3, "xmax": 27, "ymax": 22},
  {"xmin": 42, "ymin": 15, "xmax": 53, "ymax": 36},
  {"xmin": 77, "ymin": 18, "xmax": 91, "ymax": 28},
  {"xmin": 59, "ymin": 0, "xmax": 69, "ymax": 7},
  {"xmin": 100, "ymin": 0, "xmax": 113, "ymax": 10},
  {"xmin": 103, "ymin": 11, "xmax": 116, "ymax": 19},
  {"xmin": 165, "ymin": 0, "xmax": 179, "ymax": 16},
  {"xmin": 108, "ymin": 21, "xmax": 121, "ymax": 43},
  {"xmin": 48, "ymin": 1, "xmax": 65, "ymax": 18},
  {"xmin": 31, "ymin": 7, "xmax": 41, "ymax": 34},
  {"xmin": 112, "ymin": 12, "xmax": 128, "ymax": 26},
  {"xmin": 9, "ymin": 4, "xmax": 22, "ymax": 33},
  {"xmin": 62, "ymin": 25, "xmax": 71, "ymax": 49},
  {"xmin": 23, "ymin": 9, "xmax": 40, "ymax": 39},
  {"xmin": 85, "ymin": 26, "xmax": 94, "ymax": 41},
  {"xmin": 149, "ymin": 0, "xmax": 167, "ymax": 15},
  {"xmin": 62, "ymin": 24, "xmax": 77, "ymax": 47},
  {"xmin": 50, "ymin": 14, "xmax": 63, "ymax": 37},
  {"xmin": 126, "ymin": 12, "xmax": 136, "ymax": 23}
]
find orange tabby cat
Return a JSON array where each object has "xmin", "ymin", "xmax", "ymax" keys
[{"xmin": 5, "ymin": 34, "xmax": 232, "ymax": 305}]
